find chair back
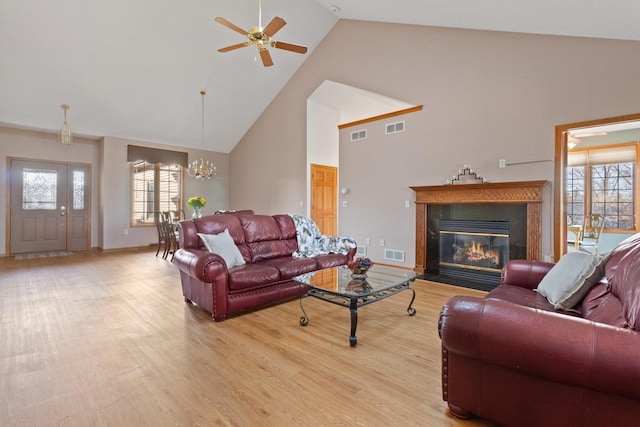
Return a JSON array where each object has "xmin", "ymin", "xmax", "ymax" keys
[
  {"xmin": 153, "ymin": 211, "xmax": 167, "ymax": 239},
  {"xmin": 583, "ymin": 214, "xmax": 605, "ymax": 242}
]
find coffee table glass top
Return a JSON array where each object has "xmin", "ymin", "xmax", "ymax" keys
[{"xmin": 295, "ymin": 265, "xmax": 419, "ymax": 296}]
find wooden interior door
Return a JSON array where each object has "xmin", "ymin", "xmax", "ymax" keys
[{"xmin": 311, "ymin": 164, "xmax": 337, "ymax": 236}]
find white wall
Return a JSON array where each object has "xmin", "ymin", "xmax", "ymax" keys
[{"xmin": 306, "ymin": 100, "xmax": 340, "ymax": 215}]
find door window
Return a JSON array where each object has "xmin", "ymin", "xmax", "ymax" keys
[{"xmin": 22, "ymin": 168, "xmax": 57, "ymax": 210}]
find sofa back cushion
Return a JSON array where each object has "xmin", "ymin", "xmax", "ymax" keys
[
  {"xmin": 580, "ymin": 282, "xmax": 628, "ymax": 328},
  {"xmin": 240, "ymin": 215, "xmax": 295, "ymax": 263},
  {"xmin": 605, "ymin": 232, "xmax": 640, "ymax": 330}
]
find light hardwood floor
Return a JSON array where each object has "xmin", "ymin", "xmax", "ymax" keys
[{"xmin": 0, "ymin": 251, "xmax": 495, "ymax": 426}]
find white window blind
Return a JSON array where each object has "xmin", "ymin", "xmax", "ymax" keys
[{"xmin": 568, "ymin": 144, "xmax": 637, "ymax": 166}]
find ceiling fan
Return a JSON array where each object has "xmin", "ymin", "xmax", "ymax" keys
[
  {"xmin": 215, "ymin": 0, "xmax": 308, "ymax": 67},
  {"xmin": 567, "ymin": 131, "xmax": 608, "ymax": 148}
]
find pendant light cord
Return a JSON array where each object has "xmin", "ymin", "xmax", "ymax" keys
[{"xmin": 201, "ymin": 90, "xmax": 206, "ymax": 150}]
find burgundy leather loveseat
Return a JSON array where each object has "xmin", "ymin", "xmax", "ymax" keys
[
  {"xmin": 172, "ymin": 212, "xmax": 356, "ymax": 321},
  {"xmin": 439, "ymin": 233, "xmax": 640, "ymax": 426}
]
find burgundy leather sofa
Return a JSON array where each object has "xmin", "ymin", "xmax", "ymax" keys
[
  {"xmin": 438, "ymin": 232, "xmax": 640, "ymax": 426},
  {"xmin": 172, "ymin": 212, "xmax": 356, "ymax": 321}
]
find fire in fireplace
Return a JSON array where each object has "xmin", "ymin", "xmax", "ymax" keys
[{"xmin": 439, "ymin": 220, "xmax": 509, "ymax": 288}]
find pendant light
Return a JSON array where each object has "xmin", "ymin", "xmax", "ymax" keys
[
  {"xmin": 187, "ymin": 90, "xmax": 217, "ymax": 179},
  {"xmin": 59, "ymin": 104, "xmax": 72, "ymax": 145}
]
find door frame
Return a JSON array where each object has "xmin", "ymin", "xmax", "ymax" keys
[
  {"xmin": 553, "ymin": 112, "xmax": 640, "ymax": 261},
  {"xmin": 6, "ymin": 157, "xmax": 92, "ymax": 255}
]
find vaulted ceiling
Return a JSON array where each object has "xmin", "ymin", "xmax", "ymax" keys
[{"xmin": 1, "ymin": 1, "xmax": 639, "ymax": 153}]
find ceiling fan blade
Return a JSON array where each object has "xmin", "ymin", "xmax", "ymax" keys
[
  {"xmin": 259, "ymin": 49, "xmax": 273, "ymax": 67},
  {"xmin": 273, "ymin": 41, "xmax": 308, "ymax": 54},
  {"xmin": 214, "ymin": 17, "xmax": 248, "ymax": 36},
  {"xmin": 218, "ymin": 43, "xmax": 249, "ymax": 53},
  {"xmin": 262, "ymin": 16, "xmax": 286, "ymax": 37}
]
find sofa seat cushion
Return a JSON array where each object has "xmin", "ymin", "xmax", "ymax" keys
[
  {"xmin": 581, "ymin": 282, "xmax": 628, "ymax": 328},
  {"xmin": 315, "ymin": 253, "xmax": 349, "ymax": 269},
  {"xmin": 487, "ymin": 285, "xmax": 571, "ymax": 314},
  {"xmin": 261, "ymin": 257, "xmax": 318, "ymax": 280},
  {"xmin": 228, "ymin": 264, "xmax": 281, "ymax": 291}
]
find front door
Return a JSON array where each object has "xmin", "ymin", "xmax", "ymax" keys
[{"xmin": 9, "ymin": 159, "xmax": 89, "ymax": 254}]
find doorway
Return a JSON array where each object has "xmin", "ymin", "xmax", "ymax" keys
[
  {"xmin": 9, "ymin": 159, "xmax": 90, "ymax": 254},
  {"xmin": 554, "ymin": 113, "xmax": 640, "ymax": 260}
]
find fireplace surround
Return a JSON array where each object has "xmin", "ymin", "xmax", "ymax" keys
[{"xmin": 411, "ymin": 180, "xmax": 548, "ymax": 290}]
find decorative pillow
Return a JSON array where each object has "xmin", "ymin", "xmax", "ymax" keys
[
  {"xmin": 198, "ymin": 229, "xmax": 246, "ymax": 268},
  {"xmin": 536, "ymin": 251, "xmax": 608, "ymax": 310}
]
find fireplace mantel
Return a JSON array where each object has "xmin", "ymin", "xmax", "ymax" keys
[{"xmin": 410, "ymin": 180, "xmax": 548, "ymax": 275}]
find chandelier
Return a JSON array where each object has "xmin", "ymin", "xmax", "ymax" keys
[
  {"xmin": 187, "ymin": 90, "xmax": 217, "ymax": 179},
  {"xmin": 59, "ymin": 104, "xmax": 72, "ymax": 145}
]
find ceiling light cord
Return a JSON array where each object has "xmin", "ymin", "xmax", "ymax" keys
[{"xmin": 201, "ymin": 90, "xmax": 205, "ymax": 147}]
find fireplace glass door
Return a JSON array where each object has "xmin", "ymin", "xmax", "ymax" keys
[{"xmin": 439, "ymin": 220, "xmax": 509, "ymax": 286}]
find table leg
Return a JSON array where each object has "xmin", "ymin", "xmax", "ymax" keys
[
  {"xmin": 299, "ymin": 297, "xmax": 309, "ymax": 326},
  {"xmin": 349, "ymin": 297, "xmax": 358, "ymax": 346},
  {"xmin": 407, "ymin": 287, "xmax": 417, "ymax": 316}
]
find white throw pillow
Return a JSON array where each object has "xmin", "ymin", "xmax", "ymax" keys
[
  {"xmin": 536, "ymin": 251, "xmax": 607, "ymax": 310},
  {"xmin": 198, "ymin": 229, "xmax": 246, "ymax": 269}
]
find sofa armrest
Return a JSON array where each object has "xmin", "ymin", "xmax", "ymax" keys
[
  {"xmin": 500, "ymin": 259, "xmax": 555, "ymax": 290},
  {"xmin": 172, "ymin": 248, "xmax": 228, "ymax": 284},
  {"xmin": 439, "ymin": 296, "xmax": 640, "ymax": 401}
]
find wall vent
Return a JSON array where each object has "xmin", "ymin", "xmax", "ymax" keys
[
  {"xmin": 355, "ymin": 245, "xmax": 367, "ymax": 257},
  {"xmin": 385, "ymin": 121, "xmax": 405, "ymax": 135},
  {"xmin": 384, "ymin": 249, "xmax": 405, "ymax": 263},
  {"xmin": 351, "ymin": 129, "xmax": 367, "ymax": 141}
]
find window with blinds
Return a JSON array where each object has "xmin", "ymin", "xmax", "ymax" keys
[
  {"xmin": 129, "ymin": 146, "xmax": 184, "ymax": 226},
  {"xmin": 567, "ymin": 143, "xmax": 638, "ymax": 231}
]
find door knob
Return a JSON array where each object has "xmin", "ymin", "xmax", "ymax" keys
[{"xmin": 60, "ymin": 206, "xmax": 66, "ymax": 216}]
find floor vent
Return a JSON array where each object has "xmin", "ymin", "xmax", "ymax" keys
[
  {"xmin": 385, "ymin": 121, "xmax": 405, "ymax": 135},
  {"xmin": 384, "ymin": 249, "xmax": 405, "ymax": 263},
  {"xmin": 355, "ymin": 245, "xmax": 367, "ymax": 257},
  {"xmin": 351, "ymin": 129, "xmax": 367, "ymax": 141}
]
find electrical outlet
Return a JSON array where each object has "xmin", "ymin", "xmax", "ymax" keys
[
  {"xmin": 404, "ymin": 200, "xmax": 411, "ymax": 208},
  {"xmin": 380, "ymin": 239, "xmax": 385, "ymax": 247},
  {"xmin": 499, "ymin": 159, "xmax": 506, "ymax": 168},
  {"xmin": 124, "ymin": 229, "xmax": 129, "ymax": 235},
  {"xmin": 365, "ymin": 238, "xmax": 370, "ymax": 245}
]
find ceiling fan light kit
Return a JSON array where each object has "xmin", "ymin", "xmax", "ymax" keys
[{"xmin": 215, "ymin": 0, "xmax": 308, "ymax": 67}]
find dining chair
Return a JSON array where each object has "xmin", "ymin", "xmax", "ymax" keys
[
  {"xmin": 577, "ymin": 214, "xmax": 605, "ymax": 254},
  {"xmin": 161, "ymin": 211, "xmax": 179, "ymax": 261},
  {"xmin": 153, "ymin": 211, "xmax": 168, "ymax": 257},
  {"xmin": 566, "ymin": 224, "xmax": 583, "ymax": 251}
]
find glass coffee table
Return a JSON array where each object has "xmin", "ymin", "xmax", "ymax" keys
[{"xmin": 294, "ymin": 265, "xmax": 419, "ymax": 346}]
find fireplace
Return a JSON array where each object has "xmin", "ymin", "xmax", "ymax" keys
[
  {"xmin": 411, "ymin": 180, "xmax": 548, "ymax": 291},
  {"xmin": 439, "ymin": 219, "xmax": 509, "ymax": 287}
]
